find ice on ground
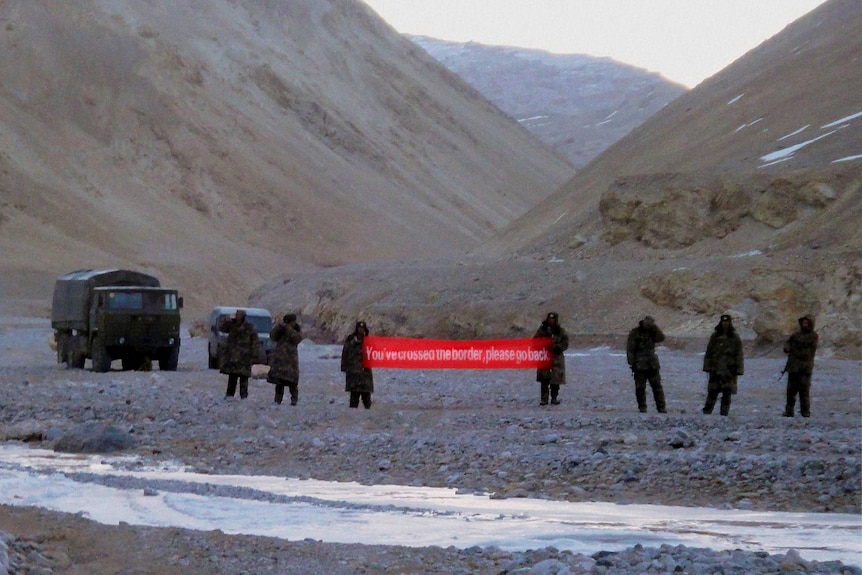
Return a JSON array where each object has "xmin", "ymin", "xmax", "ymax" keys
[{"xmin": 0, "ymin": 444, "xmax": 859, "ymax": 564}]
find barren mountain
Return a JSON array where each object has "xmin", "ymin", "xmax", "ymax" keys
[
  {"xmin": 409, "ymin": 36, "xmax": 686, "ymax": 168},
  {"xmin": 258, "ymin": 0, "xmax": 860, "ymax": 357},
  {"xmin": 0, "ymin": 0, "xmax": 571, "ymax": 312}
]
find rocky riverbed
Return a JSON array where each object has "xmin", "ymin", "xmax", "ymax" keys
[{"xmin": 0, "ymin": 317, "xmax": 859, "ymax": 573}]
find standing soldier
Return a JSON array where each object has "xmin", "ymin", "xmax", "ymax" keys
[
  {"xmin": 783, "ymin": 315, "xmax": 818, "ymax": 418},
  {"xmin": 341, "ymin": 321, "xmax": 374, "ymax": 409},
  {"xmin": 267, "ymin": 313, "xmax": 303, "ymax": 405},
  {"xmin": 702, "ymin": 314, "xmax": 744, "ymax": 416},
  {"xmin": 534, "ymin": 312, "xmax": 569, "ymax": 406},
  {"xmin": 626, "ymin": 315, "xmax": 667, "ymax": 413},
  {"xmin": 219, "ymin": 309, "xmax": 259, "ymax": 400}
]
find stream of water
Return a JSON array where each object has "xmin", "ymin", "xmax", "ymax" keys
[{"xmin": 0, "ymin": 444, "xmax": 858, "ymax": 564}]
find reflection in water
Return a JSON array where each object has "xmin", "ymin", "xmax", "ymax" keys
[{"xmin": 0, "ymin": 444, "xmax": 859, "ymax": 564}]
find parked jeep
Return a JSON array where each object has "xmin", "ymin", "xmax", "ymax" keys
[{"xmin": 207, "ymin": 306, "xmax": 274, "ymax": 368}]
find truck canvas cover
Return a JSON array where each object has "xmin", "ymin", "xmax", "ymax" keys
[{"xmin": 51, "ymin": 269, "xmax": 161, "ymax": 330}]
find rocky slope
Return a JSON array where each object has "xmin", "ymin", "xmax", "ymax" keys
[{"xmin": 0, "ymin": 0, "xmax": 571, "ymax": 310}]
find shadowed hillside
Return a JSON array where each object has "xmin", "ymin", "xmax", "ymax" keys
[
  {"xmin": 0, "ymin": 0, "xmax": 571, "ymax": 312},
  {"xmin": 258, "ymin": 0, "xmax": 860, "ymax": 357}
]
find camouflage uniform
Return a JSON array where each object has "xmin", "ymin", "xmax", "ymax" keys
[
  {"xmin": 219, "ymin": 312, "xmax": 260, "ymax": 399},
  {"xmin": 626, "ymin": 316, "xmax": 667, "ymax": 413},
  {"xmin": 783, "ymin": 315, "xmax": 818, "ymax": 417},
  {"xmin": 341, "ymin": 321, "xmax": 374, "ymax": 409},
  {"xmin": 702, "ymin": 314, "xmax": 744, "ymax": 416},
  {"xmin": 267, "ymin": 314, "xmax": 303, "ymax": 405},
  {"xmin": 534, "ymin": 312, "xmax": 569, "ymax": 405}
]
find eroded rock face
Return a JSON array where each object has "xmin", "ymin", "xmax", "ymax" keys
[
  {"xmin": 599, "ymin": 173, "xmax": 838, "ymax": 248},
  {"xmin": 639, "ymin": 260, "xmax": 861, "ymax": 356}
]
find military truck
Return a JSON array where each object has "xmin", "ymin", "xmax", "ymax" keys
[{"xmin": 51, "ymin": 269, "xmax": 183, "ymax": 372}]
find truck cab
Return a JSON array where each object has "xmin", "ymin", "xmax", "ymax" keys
[
  {"xmin": 207, "ymin": 306, "xmax": 274, "ymax": 368},
  {"xmin": 91, "ymin": 286, "xmax": 183, "ymax": 371}
]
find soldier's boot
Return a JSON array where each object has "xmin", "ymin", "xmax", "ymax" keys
[
  {"xmin": 702, "ymin": 391, "xmax": 718, "ymax": 414},
  {"xmin": 653, "ymin": 385, "xmax": 667, "ymax": 414},
  {"xmin": 719, "ymin": 392, "xmax": 731, "ymax": 416},
  {"xmin": 239, "ymin": 377, "xmax": 249, "ymax": 399},
  {"xmin": 800, "ymin": 390, "xmax": 810, "ymax": 418},
  {"xmin": 783, "ymin": 396, "xmax": 795, "ymax": 417},
  {"xmin": 349, "ymin": 391, "xmax": 360, "ymax": 408},
  {"xmin": 274, "ymin": 384, "xmax": 285, "ymax": 405},
  {"xmin": 635, "ymin": 386, "xmax": 647, "ymax": 413},
  {"xmin": 288, "ymin": 382, "xmax": 298, "ymax": 406},
  {"xmin": 539, "ymin": 381, "xmax": 550, "ymax": 405},
  {"xmin": 550, "ymin": 385, "xmax": 560, "ymax": 405},
  {"xmin": 362, "ymin": 392, "xmax": 372, "ymax": 409},
  {"xmin": 225, "ymin": 375, "xmax": 238, "ymax": 398}
]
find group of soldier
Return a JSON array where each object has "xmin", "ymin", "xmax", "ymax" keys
[
  {"xmin": 217, "ymin": 310, "xmax": 373, "ymax": 408},
  {"xmin": 217, "ymin": 308, "xmax": 820, "ymax": 417},
  {"xmin": 535, "ymin": 311, "xmax": 819, "ymax": 417}
]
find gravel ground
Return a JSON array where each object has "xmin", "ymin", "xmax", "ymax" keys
[{"xmin": 0, "ymin": 317, "xmax": 859, "ymax": 574}]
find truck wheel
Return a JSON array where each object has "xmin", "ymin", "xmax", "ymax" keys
[
  {"xmin": 91, "ymin": 336, "xmax": 112, "ymax": 372},
  {"xmin": 160, "ymin": 346, "xmax": 180, "ymax": 371},
  {"xmin": 55, "ymin": 332, "xmax": 67, "ymax": 364},
  {"xmin": 60, "ymin": 333, "xmax": 85, "ymax": 369},
  {"xmin": 208, "ymin": 345, "xmax": 218, "ymax": 369}
]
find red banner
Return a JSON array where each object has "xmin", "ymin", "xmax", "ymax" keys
[{"xmin": 362, "ymin": 335, "xmax": 553, "ymax": 369}]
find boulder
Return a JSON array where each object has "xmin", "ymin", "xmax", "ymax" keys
[{"xmin": 53, "ymin": 422, "xmax": 137, "ymax": 454}]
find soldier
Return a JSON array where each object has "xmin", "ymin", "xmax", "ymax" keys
[
  {"xmin": 626, "ymin": 315, "xmax": 667, "ymax": 413},
  {"xmin": 783, "ymin": 315, "xmax": 819, "ymax": 418},
  {"xmin": 534, "ymin": 312, "xmax": 569, "ymax": 406},
  {"xmin": 341, "ymin": 321, "xmax": 374, "ymax": 409},
  {"xmin": 219, "ymin": 309, "xmax": 259, "ymax": 399},
  {"xmin": 267, "ymin": 313, "xmax": 304, "ymax": 405},
  {"xmin": 702, "ymin": 314, "xmax": 744, "ymax": 416}
]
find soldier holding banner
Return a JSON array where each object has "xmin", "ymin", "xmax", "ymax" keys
[
  {"xmin": 534, "ymin": 312, "xmax": 569, "ymax": 405},
  {"xmin": 341, "ymin": 320, "xmax": 374, "ymax": 409}
]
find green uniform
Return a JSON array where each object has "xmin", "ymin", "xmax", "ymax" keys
[
  {"xmin": 535, "ymin": 313, "xmax": 569, "ymax": 405},
  {"xmin": 783, "ymin": 315, "xmax": 818, "ymax": 417},
  {"xmin": 267, "ymin": 320, "xmax": 303, "ymax": 405},
  {"xmin": 702, "ymin": 315, "xmax": 744, "ymax": 416},
  {"xmin": 626, "ymin": 317, "xmax": 666, "ymax": 413},
  {"xmin": 219, "ymin": 317, "xmax": 259, "ymax": 399},
  {"xmin": 341, "ymin": 324, "xmax": 374, "ymax": 409}
]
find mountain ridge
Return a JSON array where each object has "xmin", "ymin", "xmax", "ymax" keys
[{"xmin": 409, "ymin": 35, "xmax": 686, "ymax": 168}]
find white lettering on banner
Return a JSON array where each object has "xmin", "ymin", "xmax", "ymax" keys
[{"xmin": 362, "ymin": 336, "xmax": 553, "ymax": 370}]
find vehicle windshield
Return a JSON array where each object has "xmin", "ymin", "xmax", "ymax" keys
[
  {"xmin": 105, "ymin": 291, "xmax": 179, "ymax": 311},
  {"xmin": 219, "ymin": 314, "xmax": 272, "ymax": 334}
]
